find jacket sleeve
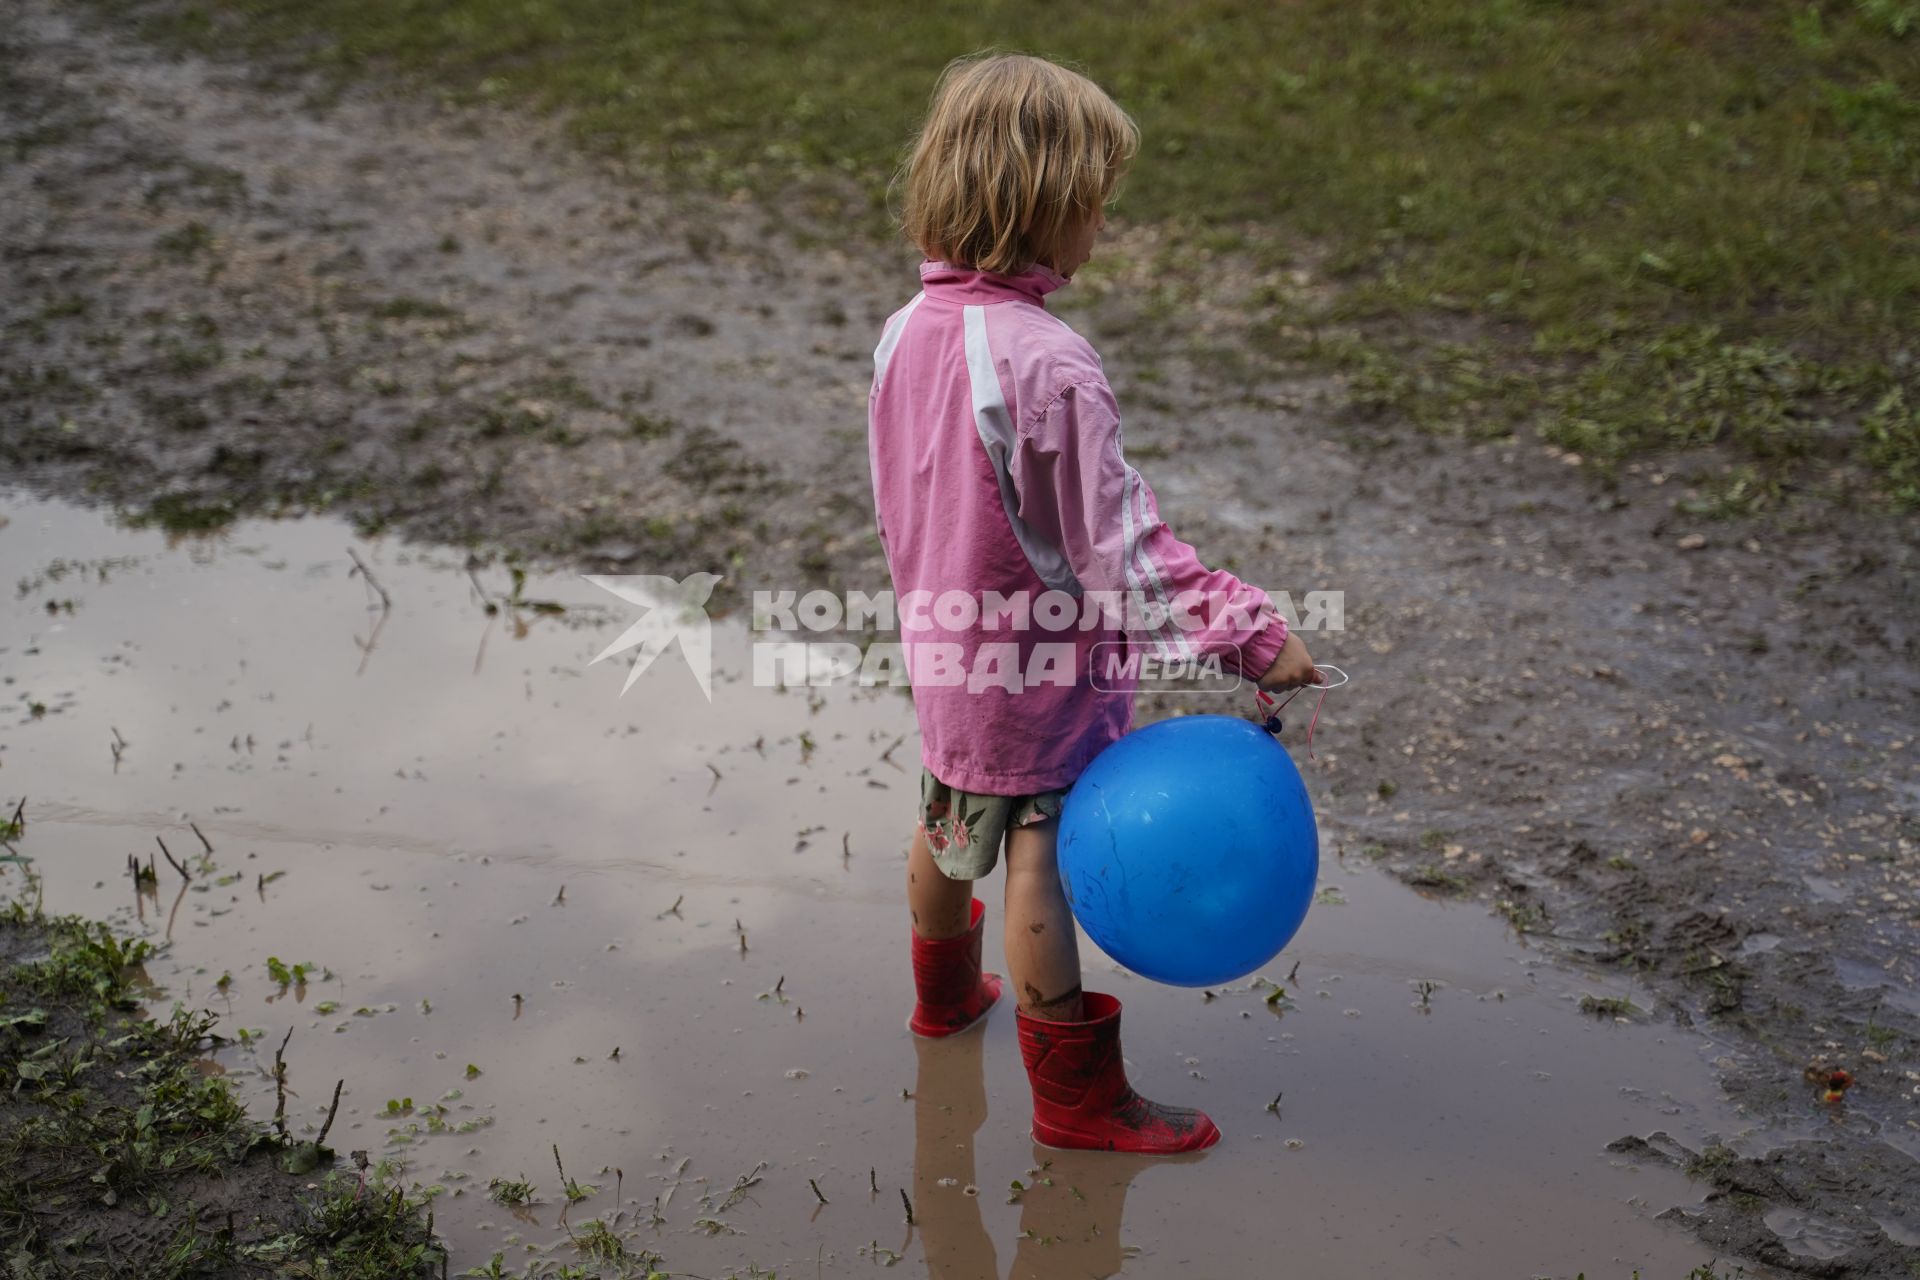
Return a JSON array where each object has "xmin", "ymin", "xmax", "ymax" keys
[{"xmin": 1008, "ymin": 376, "xmax": 1288, "ymax": 678}]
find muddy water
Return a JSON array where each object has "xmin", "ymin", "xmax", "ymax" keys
[{"xmin": 1, "ymin": 490, "xmax": 1771, "ymax": 1278}]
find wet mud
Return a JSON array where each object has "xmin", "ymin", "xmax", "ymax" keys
[{"xmin": 2, "ymin": 0, "xmax": 1918, "ymax": 1273}]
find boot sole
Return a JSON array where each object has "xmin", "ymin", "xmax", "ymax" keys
[
  {"xmin": 1029, "ymin": 1126, "xmax": 1222, "ymax": 1156},
  {"xmin": 904, "ymin": 982, "xmax": 1002, "ymax": 1038}
]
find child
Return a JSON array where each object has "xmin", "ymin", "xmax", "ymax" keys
[{"xmin": 869, "ymin": 52, "xmax": 1319, "ymax": 1154}]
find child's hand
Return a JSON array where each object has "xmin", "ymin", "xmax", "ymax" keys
[{"xmin": 1256, "ymin": 630, "xmax": 1319, "ymax": 692}]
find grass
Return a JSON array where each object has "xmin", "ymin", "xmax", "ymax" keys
[
  {"xmin": 0, "ymin": 903, "xmax": 447, "ymax": 1277},
  {"xmin": 122, "ymin": 492, "xmax": 240, "ymax": 535},
  {"xmin": 88, "ymin": 0, "xmax": 1920, "ymax": 508}
]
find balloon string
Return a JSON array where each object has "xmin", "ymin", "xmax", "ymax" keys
[{"xmin": 1254, "ymin": 665, "xmax": 1347, "ymax": 761}]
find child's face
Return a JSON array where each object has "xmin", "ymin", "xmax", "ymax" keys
[{"xmin": 1050, "ymin": 205, "xmax": 1106, "ymax": 279}]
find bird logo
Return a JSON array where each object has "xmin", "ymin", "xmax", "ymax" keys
[{"xmin": 582, "ymin": 573, "xmax": 723, "ymax": 701}]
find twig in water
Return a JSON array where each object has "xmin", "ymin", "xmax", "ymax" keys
[
  {"xmin": 810, "ymin": 1178, "xmax": 829, "ymax": 1205},
  {"xmin": 345, "ymin": 546, "xmax": 392, "ymax": 611},
  {"xmin": 660, "ymin": 894, "xmax": 684, "ymax": 919},
  {"xmin": 156, "ymin": 836, "xmax": 189, "ymax": 882},
  {"xmin": 718, "ymin": 1161, "xmax": 768, "ymax": 1212},
  {"xmin": 900, "ymin": 1188, "xmax": 914, "ymax": 1225},
  {"xmin": 465, "ymin": 558, "xmax": 495, "ymax": 611},
  {"xmin": 869, "ymin": 1168, "xmax": 878, "ymax": 1194},
  {"xmin": 316, "ymin": 1079, "xmax": 344, "ymax": 1148},
  {"xmin": 553, "ymin": 884, "xmax": 566, "ymax": 905},
  {"xmin": 189, "ymin": 820, "xmax": 213, "ymax": 854},
  {"xmin": 273, "ymin": 1027, "xmax": 294, "ymax": 1139},
  {"xmin": 1266, "ymin": 1091, "xmax": 1283, "ymax": 1117},
  {"xmin": 880, "ymin": 735, "xmax": 905, "ymax": 766}
]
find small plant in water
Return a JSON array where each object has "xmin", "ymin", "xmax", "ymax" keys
[
  {"xmin": 488, "ymin": 1175, "xmax": 536, "ymax": 1206},
  {"xmin": 265, "ymin": 955, "xmax": 321, "ymax": 986},
  {"xmin": 1578, "ymin": 993, "xmax": 1644, "ymax": 1020},
  {"xmin": 571, "ymin": 1218, "xmax": 627, "ymax": 1261},
  {"xmin": 553, "ymin": 1143, "xmax": 597, "ymax": 1203}
]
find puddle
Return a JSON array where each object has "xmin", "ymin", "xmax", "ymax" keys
[
  {"xmin": 0, "ymin": 490, "xmax": 1776, "ymax": 1278},
  {"xmin": 1760, "ymin": 1208, "xmax": 1855, "ymax": 1261}
]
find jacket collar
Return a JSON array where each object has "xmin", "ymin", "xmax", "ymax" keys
[{"xmin": 918, "ymin": 258, "xmax": 1068, "ymax": 305}]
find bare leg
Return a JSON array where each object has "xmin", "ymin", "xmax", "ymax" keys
[
  {"xmin": 908, "ymin": 826, "xmax": 975, "ymax": 940},
  {"xmin": 1003, "ymin": 820, "xmax": 1085, "ymax": 1022}
]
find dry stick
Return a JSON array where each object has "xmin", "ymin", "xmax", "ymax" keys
[
  {"xmin": 155, "ymin": 836, "xmax": 189, "ymax": 882},
  {"xmin": 273, "ymin": 1027, "xmax": 294, "ymax": 1140},
  {"xmin": 189, "ymin": 820, "xmax": 213, "ymax": 854},
  {"xmin": 345, "ymin": 546, "xmax": 392, "ymax": 611},
  {"xmin": 316, "ymin": 1079, "xmax": 344, "ymax": 1148}
]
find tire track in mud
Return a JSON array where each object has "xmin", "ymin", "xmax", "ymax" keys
[{"xmin": 3, "ymin": 2, "xmax": 1919, "ymax": 1271}]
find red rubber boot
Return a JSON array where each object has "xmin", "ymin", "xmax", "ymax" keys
[
  {"xmin": 1017, "ymin": 991, "xmax": 1221, "ymax": 1153},
  {"xmin": 907, "ymin": 899, "xmax": 1003, "ymax": 1037}
]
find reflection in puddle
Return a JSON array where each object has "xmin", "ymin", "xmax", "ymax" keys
[{"xmin": 0, "ymin": 491, "xmax": 1774, "ymax": 1277}]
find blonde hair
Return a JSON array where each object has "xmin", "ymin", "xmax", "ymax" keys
[{"xmin": 895, "ymin": 52, "xmax": 1140, "ymax": 275}]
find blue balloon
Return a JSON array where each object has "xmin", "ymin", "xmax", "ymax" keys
[{"xmin": 1057, "ymin": 715, "xmax": 1319, "ymax": 988}]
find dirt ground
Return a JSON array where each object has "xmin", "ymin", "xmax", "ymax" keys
[{"xmin": 2, "ymin": 1, "xmax": 1917, "ymax": 1274}]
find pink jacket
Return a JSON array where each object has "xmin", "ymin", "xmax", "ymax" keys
[{"xmin": 867, "ymin": 258, "xmax": 1289, "ymax": 794}]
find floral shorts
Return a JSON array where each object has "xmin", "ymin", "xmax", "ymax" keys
[{"xmin": 918, "ymin": 769, "xmax": 1068, "ymax": 881}]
